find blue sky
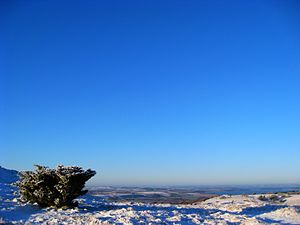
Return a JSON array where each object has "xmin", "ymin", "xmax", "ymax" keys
[{"xmin": 1, "ymin": 0, "xmax": 300, "ymax": 185}]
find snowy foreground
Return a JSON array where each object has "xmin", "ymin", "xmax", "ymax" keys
[{"xmin": 1, "ymin": 183, "xmax": 300, "ymax": 224}]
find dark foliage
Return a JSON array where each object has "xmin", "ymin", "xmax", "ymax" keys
[
  {"xmin": 16, "ymin": 165, "xmax": 96, "ymax": 208},
  {"xmin": 258, "ymin": 194, "xmax": 286, "ymax": 203}
]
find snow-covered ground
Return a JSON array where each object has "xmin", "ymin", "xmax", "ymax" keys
[
  {"xmin": 1, "ymin": 182, "xmax": 300, "ymax": 224},
  {"xmin": 1, "ymin": 167, "xmax": 300, "ymax": 224}
]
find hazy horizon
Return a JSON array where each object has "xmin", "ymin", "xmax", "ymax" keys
[{"xmin": 1, "ymin": 0, "xmax": 300, "ymax": 186}]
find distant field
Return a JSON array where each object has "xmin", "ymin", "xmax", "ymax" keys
[{"xmin": 88, "ymin": 185, "xmax": 300, "ymax": 204}]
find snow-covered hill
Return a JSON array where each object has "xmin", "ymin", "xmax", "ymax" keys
[{"xmin": 0, "ymin": 166, "xmax": 19, "ymax": 184}]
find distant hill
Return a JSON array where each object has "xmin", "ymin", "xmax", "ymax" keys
[{"xmin": 0, "ymin": 166, "xmax": 19, "ymax": 184}]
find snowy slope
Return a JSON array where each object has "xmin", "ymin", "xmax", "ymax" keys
[{"xmin": 0, "ymin": 166, "xmax": 19, "ymax": 184}]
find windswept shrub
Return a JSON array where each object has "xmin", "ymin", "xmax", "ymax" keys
[
  {"xmin": 17, "ymin": 165, "xmax": 96, "ymax": 208},
  {"xmin": 258, "ymin": 194, "xmax": 286, "ymax": 203},
  {"xmin": 258, "ymin": 195, "xmax": 268, "ymax": 201}
]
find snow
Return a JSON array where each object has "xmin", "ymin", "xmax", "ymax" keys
[
  {"xmin": 1, "ymin": 167, "xmax": 300, "ymax": 224},
  {"xmin": 0, "ymin": 166, "xmax": 18, "ymax": 184},
  {"xmin": 1, "ymin": 184, "xmax": 300, "ymax": 224},
  {"xmin": 260, "ymin": 207, "xmax": 300, "ymax": 224}
]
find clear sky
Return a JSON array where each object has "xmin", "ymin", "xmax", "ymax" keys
[{"xmin": 1, "ymin": 0, "xmax": 300, "ymax": 185}]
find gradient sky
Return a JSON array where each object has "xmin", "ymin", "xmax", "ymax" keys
[{"xmin": 1, "ymin": 0, "xmax": 300, "ymax": 185}]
